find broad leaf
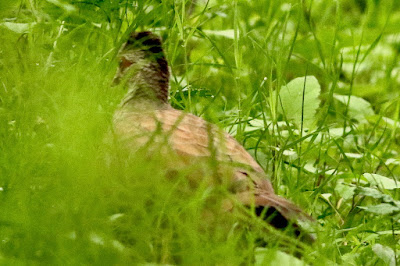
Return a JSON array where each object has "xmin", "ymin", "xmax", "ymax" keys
[
  {"xmin": 335, "ymin": 182, "xmax": 355, "ymax": 200},
  {"xmin": 372, "ymin": 244, "xmax": 396, "ymax": 266},
  {"xmin": 46, "ymin": 0, "xmax": 76, "ymax": 12},
  {"xmin": 363, "ymin": 173, "xmax": 400, "ymax": 190},
  {"xmin": 278, "ymin": 76, "xmax": 321, "ymax": 129},
  {"xmin": 0, "ymin": 22, "xmax": 36, "ymax": 33},
  {"xmin": 255, "ymin": 248, "xmax": 306, "ymax": 266},
  {"xmin": 359, "ymin": 203, "xmax": 399, "ymax": 215},
  {"xmin": 356, "ymin": 187, "xmax": 400, "ymax": 207},
  {"xmin": 334, "ymin": 94, "xmax": 374, "ymax": 122}
]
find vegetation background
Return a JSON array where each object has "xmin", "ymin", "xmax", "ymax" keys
[{"xmin": 1, "ymin": 0, "xmax": 400, "ymax": 264}]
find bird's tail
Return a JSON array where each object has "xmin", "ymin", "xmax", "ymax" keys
[{"xmin": 237, "ymin": 190, "xmax": 313, "ymax": 224}]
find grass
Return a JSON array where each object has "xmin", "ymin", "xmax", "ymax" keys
[{"xmin": 1, "ymin": 0, "xmax": 400, "ymax": 264}]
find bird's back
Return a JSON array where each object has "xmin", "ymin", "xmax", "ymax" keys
[{"xmin": 112, "ymin": 31, "xmax": 313, "ymax": 235}]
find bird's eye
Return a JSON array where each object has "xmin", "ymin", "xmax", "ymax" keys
[{"xmin": 120, "ymin": 57, "xmax": 133, "ymax": 70}]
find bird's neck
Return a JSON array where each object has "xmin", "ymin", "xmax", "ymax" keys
[{"xmin": 121, "ymin": 61, "xmax": 170, "ymax": 110}]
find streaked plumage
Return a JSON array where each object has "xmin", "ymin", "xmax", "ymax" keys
[{"xmin": 113, "ymin": 31, "xmax": 312, "ymax": 233}]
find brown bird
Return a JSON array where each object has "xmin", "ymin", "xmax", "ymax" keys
[{"xmin": 112, "ymin": 31, "xmax": 313, "ymax": 236}]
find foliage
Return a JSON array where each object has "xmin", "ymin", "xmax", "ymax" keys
[{"xmin": 1, "ymin": 0, "xmax": 400, "ymax": 264}]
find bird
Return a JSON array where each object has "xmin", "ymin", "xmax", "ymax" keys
[{"xmin": 112, "ymin": 31, "xmax": 313, "ymax": 238}]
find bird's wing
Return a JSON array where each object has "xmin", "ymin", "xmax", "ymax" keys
[
  {"xmin": 113, "ymin": 107, "xmax": 313, "ymax": 223},
  {"xmin": 114, "ymin": 108, "xmax": 274, "ymax": 189},
  {"xmin": 157, "ymin": 109, "xmax": 263, "ymax": 170}
]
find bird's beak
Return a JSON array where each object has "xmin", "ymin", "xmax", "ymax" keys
[
  {"xmin": 113, "ymin": 56, "xmax": 134, "ymax": 87},
  {"xmin": 112, "ymin": 67, "xmax": 122, "ymax": 86}
]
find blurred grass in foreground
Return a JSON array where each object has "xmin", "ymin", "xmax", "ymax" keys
[{"xmin": 1, "ymin": 0, "xmax": 400, "ymax": 264}]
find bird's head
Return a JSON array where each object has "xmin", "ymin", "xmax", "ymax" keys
[{"xmin": 114, "ymin": 31, "xmax": 170, "ymax": 105}]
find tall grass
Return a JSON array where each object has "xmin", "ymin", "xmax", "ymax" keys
[{"xmin": 1, "ymin": 0, "xmax": 399, "ymax": 264}]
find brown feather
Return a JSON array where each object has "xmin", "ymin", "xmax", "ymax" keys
[{"xmin": 112, "ymin": 31, "xmax": 313, "ymax": 232}]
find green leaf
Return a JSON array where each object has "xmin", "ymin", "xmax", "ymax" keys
[
  {"xmin": 335, "ymin": 182, "xmax": 355, "ymax": 200},
  {"xmin": 363, "ymin": 173, "xmax": 400, "ymax": 190},
  {"xmin": 356, "ymin": 187, "xmax": 397, "ymax": 203},
  {"xmin": 203, "ymin": 29, "xmax": 235, "ymax": 39},
  {"xmin": 46, "ymin": 0, "xmax": 76, "ymax": 13},
  {"xmin": 255, "ymin": 248, "xmax": 306, "ymax": 266},
  {"xmin": 359, "ymin": 203, "xmax": 399, "ymax": 215},
  {"xmin": 0, "ymin": 22, "xmax": 36, "ymax": 33},
  {"xmin": 356, "ymin": 187, "xmax": 400, "ymax": 208},
  {"xmin": 372, "ymin": 244, "xmax": 396, "ymax": 266},
  {"xmin": 381, "ymin": 117, "xmax": 400, "ymax": 130},
  {"xmin": 334, "ymin": 94, "xmax": 374, "ymax": 122},
  {"xmin": 278, "ymin": 76, "xmax": 321, "ymax": 129}
]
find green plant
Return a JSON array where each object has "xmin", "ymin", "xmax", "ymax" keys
[{"xmin": 1, "ymin": 0, "xmax": 399, "ymax": 264}]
